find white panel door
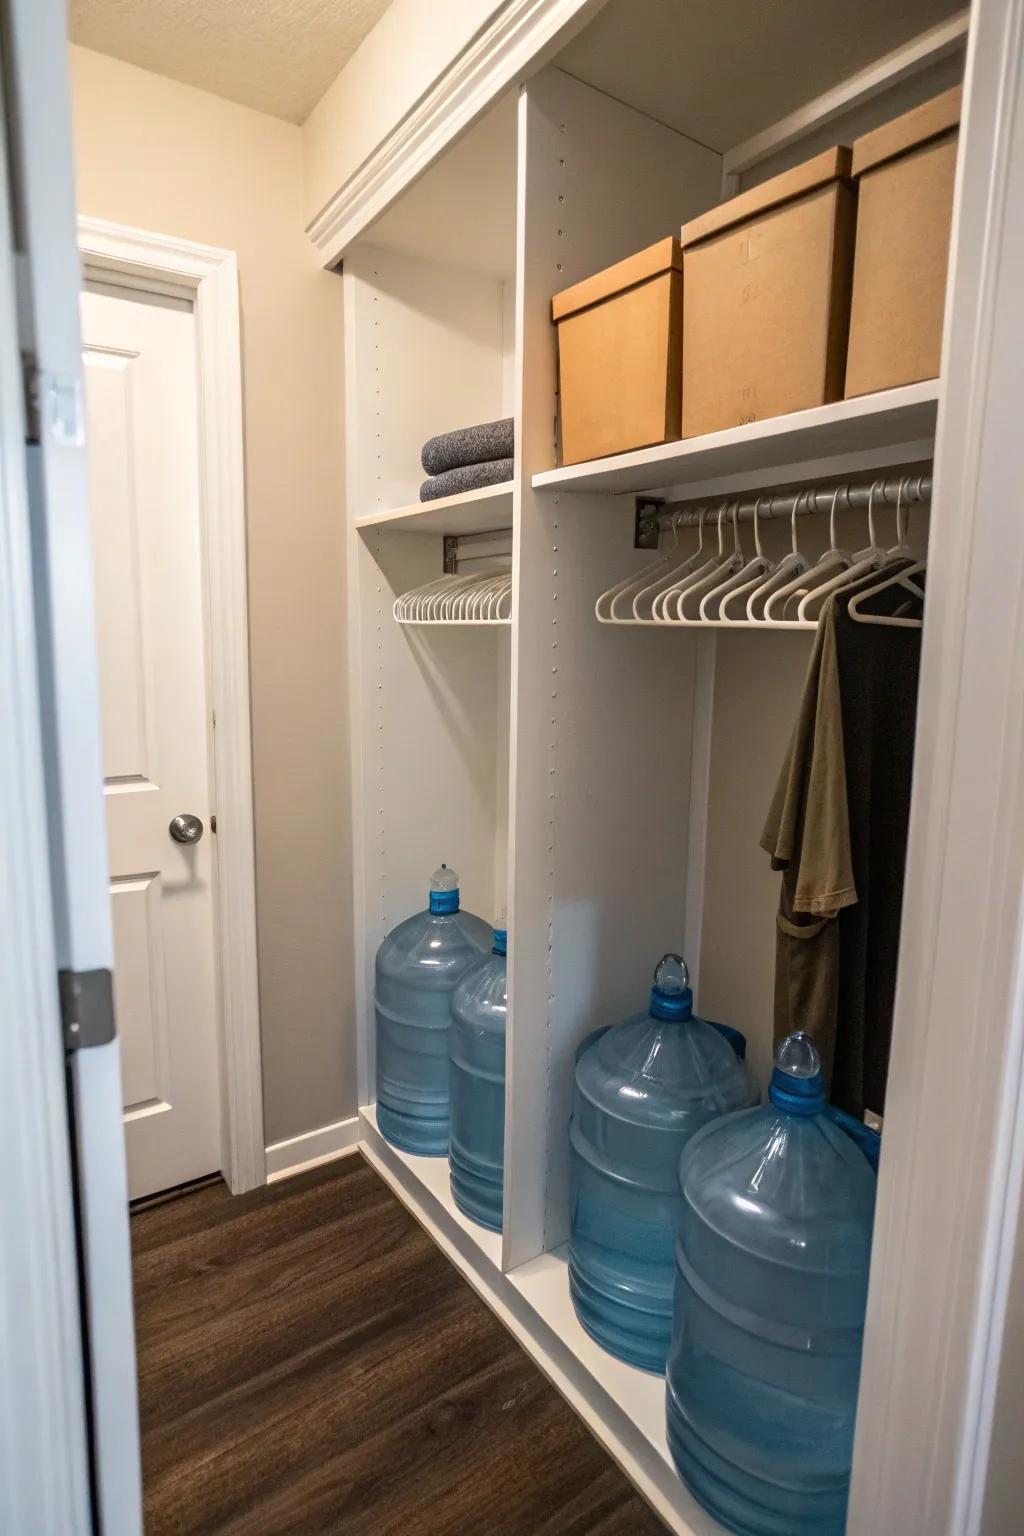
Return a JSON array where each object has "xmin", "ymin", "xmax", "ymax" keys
[{"xmin": 81, "ymin": 284, "xmax": 221, "ymax": 1199}]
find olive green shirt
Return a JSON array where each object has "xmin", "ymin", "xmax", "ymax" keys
[
  {"xmin": 761, "ymin": 606, "xmax": 856, "ymax": 1087},
  {"xmin": 761, "ymin": 562, "xmax": 919, "ymax": 1109}
]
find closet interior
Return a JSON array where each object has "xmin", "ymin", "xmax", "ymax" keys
[{"xmin": 342, "ymin": 2, "xmax": 967, "ymax": 1529}]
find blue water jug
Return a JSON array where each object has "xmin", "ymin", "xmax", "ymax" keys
[
  {"xmin": 374, "ymin": 865, "xmax": 490, "ymax": 1156},
  {"xmin": 568, "ymin": 955, "xmax": 758, "ymax": 1372},
  {"xmin": 667, "ymin": 1032, "xmax": 877, "ymax": 1536},
  {"xmin": 449, "ymin": 924, "xmax": 507, "ymax": 1230}
]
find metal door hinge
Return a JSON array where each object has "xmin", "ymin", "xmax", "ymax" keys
[
  {"xmin": 22, "ymin": 352, "xmax": 40, "ymax": 444},
  {"xmin": 21, "ymin": 361, "xmax": 86, "ymax": 450},
  {"xmin": 59, "ymin": 968, "xmax": 116, "ymax": 1051}
]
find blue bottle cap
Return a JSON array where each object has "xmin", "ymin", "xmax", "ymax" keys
[
  {"xmin": 428, "ymin": 863, "xmax": 460, "ymax": 915},
  {"xmin": 649, "ymin": 953, "xmax": 693, "ymax": 1021},
  {"xmin": 492, "ymin": 926, "xmax": 507, "ymax": 956},
  {"xmin": 769, "ymin": 1031, "xmax": 827, "ymax": 1115}
]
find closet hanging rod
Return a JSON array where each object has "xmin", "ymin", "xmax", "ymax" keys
[{"xmin": 650, "ymin": 473, "xmax": 932, "ymax": 528}]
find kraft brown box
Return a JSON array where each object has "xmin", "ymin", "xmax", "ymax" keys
[
  {"xmin": 679, "ymin": 148, "xmax": 855, "ymax": 438},
  {"xmin": 552, "ymin": 237, "xmax": 682, "ymax": 465},
  {"xmin": 845, "ymin": 87, "xmax": 961, "ymax": 399}
]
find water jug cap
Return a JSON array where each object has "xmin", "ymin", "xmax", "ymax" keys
[
  {"xmin": 429, "ymin": 863, "xmax": 460, "ymax": 915},
  {"xmin": 649, "ymin": 953, "xmax": 693, "ymax": 1021},
  {"xmin": 769, "ymin": 1031, "xmax": 827, "ymax": 1115},
  {"xmin": 492, "ymin": 926, "xmax": 507, "ymax": 956}
]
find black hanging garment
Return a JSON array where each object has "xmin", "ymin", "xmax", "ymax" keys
[
  {"xmin": 762, "ymin": 572, "xmax": 921, "ymax": 1120},
  {"xmin": 829, "ymin": 577, "xmax": 921, "ymax": 1119}
]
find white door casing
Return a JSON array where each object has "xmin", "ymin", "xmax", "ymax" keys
[
  {"xmin": 0, "ymin": 35, "xmax": 93, "ymax": 1534},
  {"xmin": 78, "ymin": 217, "xmax": 265, "ymax": 1196},
  {"xmin": 82, "ymin": 286, "xmax": 222, "ymax": 1198},
  {"xmin": 3, "ymin": 1, "xmax": 144, "ymax": 1528}
]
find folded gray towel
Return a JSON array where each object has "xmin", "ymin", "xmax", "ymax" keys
[
  {"xmin": 419, "ymin": 458, "xmax": 514, "ymax": 502},
  {"xmin": 421, "ymin": 417, "xmax": 514, "ymax": 476}
]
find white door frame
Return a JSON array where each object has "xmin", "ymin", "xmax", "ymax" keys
[
  {"xmin": 0, "ymin": 63, "xmax": 93, "ymax": 1536},
  {"xmin": 848, "ymin": 0, "xmax": 1024, "ymax": 1529},
  {"xmin": 78, "ymin": 215, "xmax": 265, "ymax": 1195}
]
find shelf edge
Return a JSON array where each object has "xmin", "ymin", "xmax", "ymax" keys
[
  {"xmin": 358, "ymin": 1108, "xmax": 724, "ymax": 1536},
  {"xmin": 532, "ymin": 383, "xmax": 941, "ymax": 496},
  {"xmin": 354, "ymin": 481, "xmax": 515, "ymax": 533}
]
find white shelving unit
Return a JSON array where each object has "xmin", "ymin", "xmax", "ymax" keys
[
  {"xmin": 360, "ymin": 1102, "xmax": 504, "ymax": 1271},
  {"xmin": 354, "ymin": 481, "xmax": 514, "ymax": 535},
  {"xmin": 336, "ymin": 3, "xmax": 1024, "ymax": 1531},
  {"xmin": 360, "ymin": 1098, "xmax": 722, "ymax": 1535},
  {"xmin": 532, "ymin": 380, "xmax": 939, "ymax": 499}
]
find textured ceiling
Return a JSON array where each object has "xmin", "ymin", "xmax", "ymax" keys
[{"xmin": 68, "ymin": 0, "xmax": 392, "ymax": 123}]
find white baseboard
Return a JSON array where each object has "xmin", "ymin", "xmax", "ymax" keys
[{"xmin": 264, "ymin": 1115, "xmax": 361, "ymax": 1183}]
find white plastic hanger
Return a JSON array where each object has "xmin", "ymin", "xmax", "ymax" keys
[
  {"xmin": 847, "ymin": 561, "xmax": 925, "ymax": 627},
  {"xmin": 798, "ymin": 476, "xmax": 916, "ymax": 623},
  {"xmin": 881, "ymin": 476, "xmax": 914, "ymax": 563},
  {"xmin": 654, "ymin": 501, "xmax": 734, "ymax": 622},
  {"xmin": 796, "ymin": 480, "xmax": 887, "ymax": 623},
  {"xmin": 715, "ymin": 496, "xmax": 775, "ymax": 622},
  {"xmin": 394, "ymin": 567, "xmax": 512, "ymax": 624},
  {"xmin": 845, "ymin": 478, "xmax": 924, "ymax": 628},
  {"xmin": 742, "ymin": 489, "xmax": 811, "ymax": 621},
  {"xmin": 631, "ymin": 515, "xmax": 708, "ymax": 620},
  {"xmin": 595, "ymin": 511, "xmax": 683, "ymax": 623},
  {"xmin": 763, "ymin": 486, "xmax": 854, "ymax": 621},
  {"xmin": 395, "ymin": 572, "xmax": 453, "ymax": 621},
  {"xmin": 675, "ymin": 501, "xmax": 745, "ymax": 622}
]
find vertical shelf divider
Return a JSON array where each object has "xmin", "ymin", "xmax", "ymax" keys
[{"xmin": 503, "ymin": 67, "xmax": 723, "ymax": 1273}]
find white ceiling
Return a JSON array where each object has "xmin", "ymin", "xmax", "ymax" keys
[
  {"xmin": 67, "ymin": 0, "xmax": 391, "ymax": 124},
  {"xmin": 559, "ymin": 0, "xmax": 964, "ymax": 152}
]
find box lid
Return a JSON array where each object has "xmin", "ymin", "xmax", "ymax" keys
[
  {"xmin": 551, "ymin": 236, "xmax": 681, "ymax": 323},
  {"xmin": 679, "ymin": 146, "xmax": 852, "ymax": 250},
  {"xmin": 852, "ymin": 85, "xmax": 962, "ymax": 178}
]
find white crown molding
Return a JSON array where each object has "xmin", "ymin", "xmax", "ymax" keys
[{"xmin": 306, "ymin": 0, "xmax": 604, "ymax": 267}]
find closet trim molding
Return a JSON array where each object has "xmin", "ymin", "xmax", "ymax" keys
[
  {"xmin": 847, "ymin": 0, "xmax": 1024, "ymax": 1527},
  {"xmin": 305, "ymin": 0, "xmax": 603, "ymax": 268},
  {"xmin": 77, "ymin": 215, "xmax": 266, "ymax": 1196}
]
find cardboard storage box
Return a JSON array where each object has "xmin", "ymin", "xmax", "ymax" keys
[
  {"xmin": 845, "ymin": 86, "xmax": 961, "ymax": 398},
  {"xmin": 679, "ymin": 148, "xmax": 855, "ymax": 437},
  {"xmin": 552, "ymin": 237, "xmax": 682, "ymax": 465}
]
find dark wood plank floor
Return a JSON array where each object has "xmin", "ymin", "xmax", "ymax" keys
[{"xmin": 132, "ymin": 1153, "xmax": 668, "ymax": 1535}]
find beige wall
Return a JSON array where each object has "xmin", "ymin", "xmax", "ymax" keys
[
  {"xmin": 302, "ymin": 0, "xmax": 503, "ymax": 224},
  {"xmin": 70, "ymin": 45, "xmax": 355, "ymax": 1146}
]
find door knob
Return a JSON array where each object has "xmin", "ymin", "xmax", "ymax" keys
[{"xmin": 169, "ymin": 813, "xmax": 204, "ymax": 845}]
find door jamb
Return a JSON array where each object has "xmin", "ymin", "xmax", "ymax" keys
[{"xmin": 77, "ymin": 214, "xmax": 265, "ymax": 1194}]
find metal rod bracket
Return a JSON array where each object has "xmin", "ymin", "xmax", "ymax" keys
[{"xmin": 634, "ymin": 497, "xmax": 663, "ymax": 550}]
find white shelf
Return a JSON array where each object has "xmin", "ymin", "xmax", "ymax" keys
[
  {"xmin": 507, "ymin": 1247, "xmax": 707, "ymax": 1504},
  {"xmin": 354, "ymin": 482, "xmax": 514, "ymax": 535},
  {"xmin": 532, "ymin": 381, "xmax": 939, "ymax": 499},
  {"xmin": 359, "ymin": 1103, "xmax": 504, "ymax": 1269},
  {"xmin": 358, "ymin": 1104, "xmax": 725, "ymax": 1536}
]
